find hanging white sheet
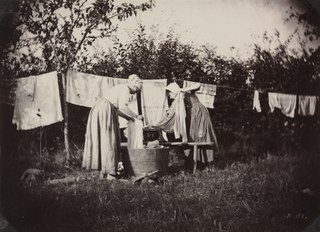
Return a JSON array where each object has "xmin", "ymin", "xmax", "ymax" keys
[
  {"xmin": 183, "ymin": 80, "xmax": 216, "ymax": 109},
  {"xmin": 268, "ymin": 92, "xmax": 297, "ymax": 118},
  {"xmin": 298, "ymin": 95, "xmax": 318, "ymax": 116},
  {"xmin": 141, "ymin": 79, "xmax": 168, "ymax": 125},
  {"xmin": 12, "ymin": 71, "xmax": 63, "ymax": 130}
]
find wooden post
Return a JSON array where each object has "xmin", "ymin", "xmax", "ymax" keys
[
  {"xmin": 61, "ymin": 71, "xmax": 70, "ymax": 163},
  {"xmin": 193, "ymin": 145, "xmax": 197, "ymax": 174}
]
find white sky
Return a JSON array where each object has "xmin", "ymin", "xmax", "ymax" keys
[
  {"xmin": 15, "ymin": 0, "xmax": 320, "ymax": 66},
  {"xmin": 109, "ymin": 0, "xmax": 319, "ymax": 59}
]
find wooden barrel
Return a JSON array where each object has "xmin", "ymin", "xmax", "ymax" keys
[{"xmin": 123, "ymin": 147, "xmax": 169, "ymax": 177}]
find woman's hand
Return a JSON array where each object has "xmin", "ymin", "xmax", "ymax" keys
[{"xmin": 136, "ymin": 115, "xmax": 144, "ymax": 121}]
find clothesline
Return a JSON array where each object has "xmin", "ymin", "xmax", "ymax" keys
[
  {"xmin": 1, "ymin": 74, "xmax": 319, "ymax": 106},
  {"xmin": 172, "ymin": 72, "xmax": 318, "ymax": 96},
  {"xmin": 1, "ymin": 71, "xmax": 319, "ymax": 118},
  {"xmin": 178, "ymin": 79, "xmax": 319, "ymax": 118},
  {"xmin": 4, "ymin": 69, "xmax": 320, "ymax": 134},
  {"xmin": 199, "ymin": 83, "xmax": 319, "ymax": 96},
  {"xmin": 215, "ymin": 84, "xmax": 254, "ymax": 93},
  {"xmin": 176, "ymin": 80, "xmax": 319, "ymax": 97}
]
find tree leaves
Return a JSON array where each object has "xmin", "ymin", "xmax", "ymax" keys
[{"xmin": 2, "ymin": 0, "xmax": 153, "ymax": 76}]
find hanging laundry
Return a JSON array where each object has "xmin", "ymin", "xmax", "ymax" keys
[
  {"xmin": 298, "ymin": 95, "xmax": 318, "ymax": 116},
  {"xmin": 12, "ymin": 76, "xmax": 36, "ymax": 130},
  {"xmin": 12, "ymin": 71, "xmax": 63, "ymax": 130},
  {"xmin": 66, "ymin": 69, "xmax": 103, "ymax": 107},
  {"xmin": 127, "ymin": 119, "xmax": 144, "ymax": 149},
  {"xmin": 98, "ymin": 76, "xmax": 127, "ymax": 99},
  {"xmin": 183, "ymin": 80, "xmax": 216, "ymax": 109},
  {"xmin": 253, "ymin": 90, "xmax": 261, "ymax": 112},
  {"xmin": 141, "ymin": 79, "xmax": 169, "ymax": 125},
  {"xmin": 99, "ymin": 77, "xmax": 137, "ymax": 104},
  {"xmin": 268, "ymin": 92, "xmax": 281, "ymax": 111},
  {"xmin": 174, "ymin": 91, "xmax": 188, "ymax": 142},
  {"xmin": 0, "ymin": 79, "xmax": 16, "ymax": 106},
  {"xmin": 66, "ymin": 70, "xmax": 139, "ymax": 128},
  {"xmin": 100, "ymin": 77, "xmax": 138, "ymax": 128},
  {"xmin": 268, "ymin": 92, "xmax": 297, "ymax": 118}
]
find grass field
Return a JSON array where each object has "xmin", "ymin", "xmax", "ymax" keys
[{"xmin": 1, "ymin": 148, "xmax": 320, "ymax": 232}]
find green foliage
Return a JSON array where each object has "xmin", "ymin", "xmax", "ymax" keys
[
  {"xmin": 0, "ymin": 0, "xmax": 154, "ymax": 77},
  {"xmin": 4, "ymin": 154, "xmax": 320, "ymax": 232},
  {"xmin": 156, "ymin": 31, "xmax": 203, "ymax": 84},
  {"xmin": 91, "ymin": 25, "xmax": 204, "ymax": 83},
  {"xmin": 1, "ymin": 3, "xmax": 319, "ymax": 159},
  {"xmin": 57, "ymin": 26, "xmax": 320, "ymax": 157},
  {"xmin": 115, "ymin": 24, "xmax": 159, "ymax": 79},
  {"xmin": 249, "ymin": 33, "xmax": 320, "ymax": 95}
]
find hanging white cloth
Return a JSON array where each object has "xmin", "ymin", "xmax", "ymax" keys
[
  {"xmin": 174, "ymin": 91, "xmax": 188, "ymax": 142},
  {"xmin": 141, "ymin": 79, "xmax": 168, "ymax": 125},
  {"xmin": 127, "ymin": 119, "xmax": 144, "ymax": 149},
  {"xmin": 253, "ymin": 90, "xmax": 261, "ymax": 112},
  {"xmin": 99, "ymin": 77, "xmax": 138, "ymax": 128},
  {"xmin": 66, "ymin": 69, "xmax": 103, "ymax": 107},
  {"xmin": 66, "ymin": 70, "xmax": 139, "ymax": 128},
  {"xmin": 12, "ymin": 71, "xmax": 63, "ymax": 130},
  {"xmin": 97, "ymin": 76, "xmax": 127, "ymax": 99},
  {"xmin": 268, "ymin": 92, "xmax": 297, "ymax": 118},
  {"xmin": 183, "ymin": 80, "xmax": 216, "ymax": 108},
  {"xmin": 298, "ymin": 95, "xmax": 318, "ymax": 116}
]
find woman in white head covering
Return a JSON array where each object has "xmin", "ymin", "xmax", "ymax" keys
[
  {"xmin": 82, "ymin": 74, "xmax": 144, "ymax": 180},
  {"xmin": 148, "ymin": 81, "xmax": 218, "ymax": 169},
  {"xmin": 144, "ymin": 82, "xmax": 187, "ymax": 142}
]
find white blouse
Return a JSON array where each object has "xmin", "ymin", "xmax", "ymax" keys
[{"xmin": 105, "ymin": 84, "xmax": 131, "ymax": 109}]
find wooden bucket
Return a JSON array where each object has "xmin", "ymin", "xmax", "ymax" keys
[{"xmin": 123, "ymin": 147, "xmax": 169, "ymax": 178}]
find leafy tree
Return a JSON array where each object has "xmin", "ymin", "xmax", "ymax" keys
[
  {"xmin": 156, "ymin": 31, "xmax": 203, "ymax": 84},
  {"xmin": 1, "ymin": 0, "xmax": 154, "ymax": 162},
  {"xmin": 92, "ymin": 25, "xmax": 204, "ymax": 83},
  {"xmin": 113, "ymin": 24, "xmax": 158, "ymax": 79},
  {"xmin": 90, "ymin": 26, "xmax": 319, "ymax": 157},
  {"xmin": 249, "ymin": 30, "xmax": 320, "ymax": 94},
  {"xmin": 246, "ymin": 30, "xmax": 320, "ymax": 155}
]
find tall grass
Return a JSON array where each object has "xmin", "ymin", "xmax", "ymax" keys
[{"xmin": 2, "ymin": 148, "xmax": 320, "ymax": 232}]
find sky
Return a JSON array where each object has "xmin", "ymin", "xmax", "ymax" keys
[
  {"xmin": 110, "ymin": 0, "xmax": 320, "ymax": 59},
  {"xmin": 0, "ymin": 0, "xmax": 318, "ymax": 62}
]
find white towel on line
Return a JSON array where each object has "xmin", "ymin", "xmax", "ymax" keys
[
  {"xmin": 298, "ymin": 95, "xmax": 318, "ymax": 116},
  {"xmin": 12, "ymin": 71, "xmax": 63, "ymax": 130},
  {"xmin": 253, "ymin": 90, "xmax": 261, "ymax": 112},
  {"xmin": 268, "ymin": 92, "xmax": 297, "ymax": 118},
  {"xmin": 183, "ymin": 80, "xmax": 216, "ymax": 108}
]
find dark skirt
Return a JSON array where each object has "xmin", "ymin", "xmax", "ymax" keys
[{"xmin": 185, "ymin": 101, "xmax": 218, "ymax": 163}]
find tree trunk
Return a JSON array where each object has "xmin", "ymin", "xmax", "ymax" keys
[{"xmin": 62, "ymin": 71, "xmax": 70, "ymax": 163}]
